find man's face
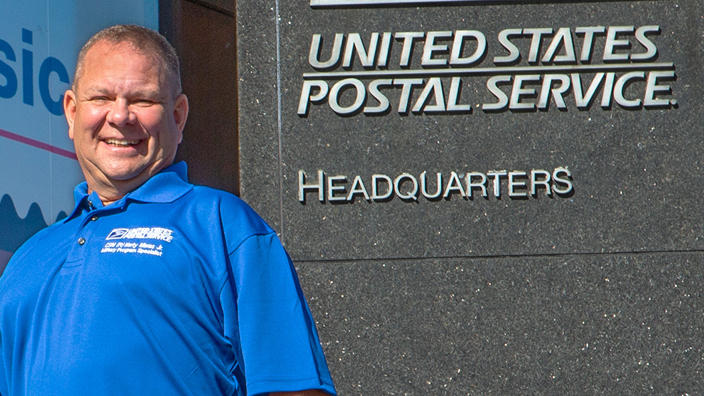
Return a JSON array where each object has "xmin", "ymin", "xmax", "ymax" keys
[{"xmin": 64, "ymin": 41, "xmax": 188, "ymax": 201}]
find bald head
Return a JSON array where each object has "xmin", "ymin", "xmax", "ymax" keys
[{"xmin": 73, "ymin": 25, "xmax": 182, "ymax": 96}]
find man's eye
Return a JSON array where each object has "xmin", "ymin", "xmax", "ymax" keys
[{"xmin": 133, "ymin": 99, "xmax": 156, "ymax": 106}]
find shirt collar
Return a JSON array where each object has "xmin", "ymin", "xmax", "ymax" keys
[{"xmin": 65, "ymin": 162, "xmax": 193, "ymax": 222}]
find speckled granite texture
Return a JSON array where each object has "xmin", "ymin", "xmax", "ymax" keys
[{"xmin": 237, "ymin": 0, "xmax": 704, "ymax": 394}]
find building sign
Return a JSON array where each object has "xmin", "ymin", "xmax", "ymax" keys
[
  {"xmin": 299, "ymin": 167, "xmax": 573, "ymax": 203},
  {"xmin": 299, "ymin": 26, "xmax": 675, "ymax": 116},
  {"xmin": 295, "ymin": 24, "xmax": 676, "ymax": 204},
  {"xmin": 236, "ymin": 0, "xmax": 699, "ymax": 262}
]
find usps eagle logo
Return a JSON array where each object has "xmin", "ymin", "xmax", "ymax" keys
[{"xmin": 106, "ymin": 228, "xmax": 129, "ymax": 240}]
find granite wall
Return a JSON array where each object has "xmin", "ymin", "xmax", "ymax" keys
[{"xmin": 237, "ymin": 1, "xmax": 704, "ymax": 394}]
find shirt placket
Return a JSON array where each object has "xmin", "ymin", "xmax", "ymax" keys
[{"xmin": 63, "ymin": 200, "xmax": 104, "ymax": 268}]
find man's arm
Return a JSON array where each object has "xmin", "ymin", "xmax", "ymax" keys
[{"xmin": 270, "ymin": 391, "xmax": 331, "ymax": 396}]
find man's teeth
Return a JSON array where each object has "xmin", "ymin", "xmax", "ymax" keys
[{"xmin": 105, "ymin": 139, "xmax": 140, "ymax": 147}]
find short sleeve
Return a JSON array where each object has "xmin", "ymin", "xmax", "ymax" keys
[
  {"xmin": 0, "ymin": 343, "xmax": 6, "ymax": 396},
  {"xmin": 219, "ymin": 232, "xmax": 336, "ymax": 396}
]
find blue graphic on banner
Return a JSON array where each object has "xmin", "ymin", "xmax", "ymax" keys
[
  {"xmin": 0, "ymin": 0, "xmax": 158, "ymax": 272},
  {"xmin": 0, "ymin": 194, "xmax": 60, "ymax": 252}
]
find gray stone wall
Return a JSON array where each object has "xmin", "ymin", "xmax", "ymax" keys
[{"xmin": 237, "ymin": 1, "xmax": 704, "ymax": 394}]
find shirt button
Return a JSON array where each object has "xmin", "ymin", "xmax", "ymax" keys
[
  {"xmin": 91, "ymin": 216, "xmax": 98, "ymax": 221},
  {"xmin": 78, "ymin": 238, "xmax": 86, "ymax": 245}
]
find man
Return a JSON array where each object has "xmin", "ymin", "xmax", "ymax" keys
[{"xmin": 0, "ymin": 25, "xmax": 336, "ymax": 396}]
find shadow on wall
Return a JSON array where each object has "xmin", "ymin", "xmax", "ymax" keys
[{"xmin": 0, "ymin": 194, "xmax": 67, "ymax": 275}]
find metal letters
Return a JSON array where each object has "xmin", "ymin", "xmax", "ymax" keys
[
  {"xmin": 299, "ymin": 26, "xmax": 675, "ymax": 116},
  {"xmin": 299, "ymin": 168, "xmax": 573, "ymax": 203}
]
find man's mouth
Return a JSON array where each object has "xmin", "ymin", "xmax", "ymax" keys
[{"xmin": 105, "ymin": 138, "xmax": 141, "ymax": 147}]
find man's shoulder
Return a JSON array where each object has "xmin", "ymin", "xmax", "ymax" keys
[
  {"xmin": 184, "ymin": 185, "xmax": 254, "ymax": 215},
  {"xmin": 182, "ymin": 186, "xmax": 275, "ymax": 241},
  {"xmin": 186, "ymin": 184, "xmax": 239, "ymax": 201}
]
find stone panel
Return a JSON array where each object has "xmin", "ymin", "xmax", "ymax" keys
[
  {"xmin": 239, "ymin": 0, "xmax": 704, "ymax": 261},
  {"xmin": 297, "ymin": 254, "xmax": 703, "ymax": 395}
]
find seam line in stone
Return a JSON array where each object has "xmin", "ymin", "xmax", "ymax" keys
[
  {"xmin": 275, "ymin": 0, "xmax": 285, "ymax": 244},
  {"xmin": 294, "ymin": 249, "xmax": 704, "ymax": 264}
]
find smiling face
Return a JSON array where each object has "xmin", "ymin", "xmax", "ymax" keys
[{"xmin": 64, "ymin": 40, "xmax": 188, "ymax": 204}]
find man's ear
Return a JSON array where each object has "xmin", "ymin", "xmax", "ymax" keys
[
  {"xmin": 64, "ymin": 89, "xmax": 77, "ymax": 140},
  {"xmin": 173, "ymin": 93, "xmax": 189, "ymax": 144}
]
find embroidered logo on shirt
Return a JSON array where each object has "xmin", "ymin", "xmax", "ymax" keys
[
  {"xmin": 106, "ymin": 227, "xmax": 174, "ymax": 242},
  {"xmin": 101, "ymin": 227, "xmax": 174, "ymax": 256}
]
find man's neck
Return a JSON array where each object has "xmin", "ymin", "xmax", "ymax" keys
[{"xmin": 83, "ymin": 162, "xmax": 173, "ymax": 206}]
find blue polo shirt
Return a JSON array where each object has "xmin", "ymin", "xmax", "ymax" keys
[{"xmin": 0, "ymin": 162, "xmax": 336, "ymax": 396}]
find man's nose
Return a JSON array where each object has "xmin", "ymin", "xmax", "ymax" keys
[{"xmin": 106, "ymin": 98, "xmax": 136, "ymax": 126}]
